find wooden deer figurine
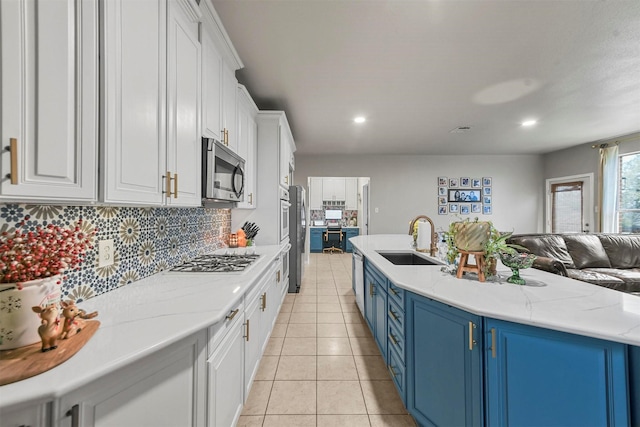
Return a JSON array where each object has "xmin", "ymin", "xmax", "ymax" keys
[
  {"xmin": 31, "ymin": 304, "xmax": 61, "ymax": 352},
  {"xmin": 60, "ymin": 300, "xmax": 98, "ymax": 339}
]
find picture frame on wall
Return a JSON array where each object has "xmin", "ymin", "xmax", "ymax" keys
[
  {"xmin": 448, "ymin": 189, "xmax": 481, "ymax": 202},
  {"xmin": 471, "ymin": 178, "xmax": 481, "ymax": 188},
  {"xmin": 483, "ymin": 196, "xmax": 492, "ymax": 205},
  {"xmin": 471, "ymin": 203, "xmax": 481, "ymax": 214},
  {"xmin": 439, "ymin": 197, "xmax": 448, "ymax": 205},
  {"xmin": 438, "ymin": 187, "xmax": 447, "ymax": 196},
  {"xmin": 460, "ymin": 177, "xmax": 470, "ymax": 188},
  {"xmin": 483, "ymin": 187, "xmax": 492, "ymax": 196},
  {"xmin": 449, "ymin": 178, "xmax": 459, "ymax": 188},
  {"xmin": 438, "ymin": 205, "xmax": 448, "ymax": 215},
  {"xmin": 483, "ymin": 205, "xmax": 492, "ymax": 215},
  {"xmin": 449, "ymin": 204, "xmax": 459, "ymax": 213},
  {"xmin": 483, "ymin": 177, "xmax": 492, "ymax": 187},
  {"xmin": 460, "ymin": 205, "xmax": 470, "ymax": 215},
  {"xmin": 438, "ymin": 177, "xmax": 448, "ymax": 186}
]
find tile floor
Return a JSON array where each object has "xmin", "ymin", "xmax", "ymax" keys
[{"xmin": 237, "ymin": 253, "xmax": 416, "ymax": 427}]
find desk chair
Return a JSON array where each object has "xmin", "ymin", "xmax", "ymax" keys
[{"xmin": 323, "ymin": 226, "xmax": 344, "ymax": 254}]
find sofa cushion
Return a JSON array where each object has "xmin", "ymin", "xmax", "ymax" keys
[
  {"xmin": 598, "ymin": 234, "xmax": 640, "ymax": 269},
  {"xmin": 566, "ymin": 268, "xmax": 626, "ymax": 290},
  {"xmin": 509, "ymin": 234, "xmax": 575, "ymax": 268},
  {"xmin": 584, "ymin": 268, "xmax": 640, "ymax": 293},
  {"xmin": 563, "ymin": 235, "xmax": 611, "ymax": 269}
]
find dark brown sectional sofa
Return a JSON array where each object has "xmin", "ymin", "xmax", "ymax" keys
[{"xmin": 508, "ymin": 233, "xmax": 640, "ymax": 294}]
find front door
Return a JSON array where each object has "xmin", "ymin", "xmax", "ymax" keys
[{"xmin": 546, "ymin": 174, "xmax": 594, "ymax": 233}]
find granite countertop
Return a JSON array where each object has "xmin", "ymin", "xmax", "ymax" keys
[
  {"xmin": 351, "ymin": 234, "xmax": 640, "ymax": 347},
  {"xmin": 0, "ymin": 245, "xmax": 283, "ymax": 409}
]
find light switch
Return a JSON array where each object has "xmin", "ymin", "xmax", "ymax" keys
[{"xmin": 98, "ymin": 239, "xmax": 114, "ymax": 267}]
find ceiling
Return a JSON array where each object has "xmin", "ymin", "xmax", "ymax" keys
[{"xmin": 210, "ymin": 0, "xmax": 640, "ymax": 156}]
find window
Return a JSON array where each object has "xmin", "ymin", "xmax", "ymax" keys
[
  {"xmin": 618, "ymin": 152, "xmax": 640, "ymax": 233},
  {"xmin": 551, "ymin": 181, "xmax": 583, "ymax": 233}
]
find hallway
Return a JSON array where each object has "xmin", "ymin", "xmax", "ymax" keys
[{"xmin": 237, "ymin": 253, "xmax": 415, "ymax": 426}]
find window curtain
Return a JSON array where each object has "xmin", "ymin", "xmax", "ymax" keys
[{"xmin": 600, "ymin": 144, "xmax": 619, "ymax": 232}]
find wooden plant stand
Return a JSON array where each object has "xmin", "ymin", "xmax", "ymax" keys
[{"xmin": 456, "ymin": 250, "xmax": 486, "ymax": 282}]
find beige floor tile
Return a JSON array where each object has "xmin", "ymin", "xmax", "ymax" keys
[
  {"xmin": 286, "ymin": 323, "xmax": 317, "ymax": 337},
  {"xmin": 281, "ymin": 337, "xmax": 317, "ymax": 355},
  {"xmin": 337, "ymin": 287, "xmax": 355, "ymax": 296},
  {"xmin": 317, "ymin": 415, "xmax": 371, "ymax": 427},
  {"xmin": 369, "ymin": 414, "xmax": 417, "ymax": 426},
  {"xmin": 271, "ymin": 323, "xmax": 288, "ymax": 338},
  {"xmin": 317, "ymin": 312, "xmax": 345, "ymax": 324},
  {"xmin": 292, "ymin": 303, "xmax": 317, "ymax": 313},
  {"xmin": 299, "ymin": 287, "xmax": 318, "ymax": 295},
  {"xmin": 346, "ymin": 322, "xmax": 373, "ymax": 338},
  {"xmin": 289, "ymin": 312, "xmax": 318, "ymax": 324},
  {"xmin": 317, "ymin": 337, "xmax": 352, "ymax": 355},
  {"xmin": 276, "ymin": 311, "xmax": 291, "ymax": 324},
  {"xmin": 350, "ymin": 336, "xmax": 381, "ymax": 356},
  {"xmin": 339, "ymin": 295, "xmax": 356, "ymax": 304},
  {"xmin": 317, "ymin": 281, "xmax": 336, "ymax": 288},
  {"xmin": 241, "ymin": 381, "xmax": 273, "ymax": 415},
  {"xmin": 262, "ymin": 336, "xmax": 283, "ymax": 355},
  {"xmin": 317, "ymin": 355, "xmax": 359, "ymax": 380},
  {"xmin": 255, "ymin": 355, "xmax": 280, "ymax": 381},
  {"xmin": 276, "ymin": 355, "xmax": 317, "ymax": 380},
  {"xmin": 317, "ymin": 288, "xmax": 338, "ymax": 295},
  {"xmin": 317, "ymin": 295, "xmax": 340, "ymax": 304},
  {"xmin": 236, "ymin": 415, "xmax": 265, "ymax": 426},
  {"xmin": 263, "ymin": 415, "xmax": 317, "ymax": 426},
  {"xmin": 360, "ymin": 381, "xmax": 407, "ymax": 414},
  {"xmin": 317, "ymin": 380, "xmax": 367, "ymax": 414},
  {"xmin": 317, "ymin": 303, "xmax": 342, "ymax": 313},
  {"xmin": 343, "ymin": 311, "xmax": 367, "ymax": 324},
  {"xmin": 317, "ymin": 323, "xmax": 348, "ymax": 338},
  {"xmin": 284, "ymin": 294, "xmax": 296, "ymax": 303},
  {"xmin": 279, "ymin": 303, "xmax": 293, "ymax": 313},
  {"xmin": 354, "ymin": 355, "xmax": 391, "ymax": 380},
  {"xmin": 295, "ymin": 295, "xmax": 318, "ymax": 304},
  {"xmin": 266, "ymin": 381, "xmax": 316, "ymax": 415},
  {"xmin": 341, "ymin": 301, "xmax": 360, "ymax": 312}
]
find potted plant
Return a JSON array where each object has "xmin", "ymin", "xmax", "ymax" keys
[
  {"xmin": 0, "ymin": 215, "xmax": 95, "ymax": 350},
  {"xmin": 443, "ymin": 218, "xmax": 491, "ymax": 264}
]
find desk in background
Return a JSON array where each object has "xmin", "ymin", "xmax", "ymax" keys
[{"xmin": 310, "ymin": 227, "xmax": 360, "ymax": 253}]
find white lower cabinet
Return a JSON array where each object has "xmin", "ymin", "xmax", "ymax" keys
[
  {"xmin": 207, "ymin": 316, "xmax": 245, "ymax": 427},
  {"xmin": 57, "ymin": 332, "xmax": 206, "ymax": 427},
  {"xmin": 0, "ymin": 402, "xmax": 51, "ymax": 427}
]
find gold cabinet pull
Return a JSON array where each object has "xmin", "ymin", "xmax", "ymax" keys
[
  {"xmin": 164, "ymin": 171, "xmax": 173, "ymax": 197},
  {"xmin": 389, "ymin": 287, "xmax": 398, "ymax": 296},
  {"xmin": 173, "ymin": 173, "xmax": 178, "ymax": 198},
  {"xmin": 388, "ymin": 365, "xmax": 398, "ymax": 377},
  {"xmin": 491, "ymin": 328, "xmax": 496, "ymax": 358},
  {"xmin": 226, "ymin": 308, "xmax": 239, "ymax": 321},
  {"xmin": 6, "ymin": 138, "xmax": 18, "ymax": 184},
  {"xmin": 389, "ymin": 333, "xmax": 398, "ymax": 346},
  {"xmin": 468, "ymin": 321, "xmax": 477, "ymax": 351},
  {"xmin": 276, "ymin": 270, "xmax": 281, "ymax": 283},
  {"xmin": 249, "ymin": 193, "xmax": 253, "ymax": 204},
  {"xmin": 369, "ymin": 283, "xmax": 375, "ymax": 296},
  {"xmin": 285, "ymin": 175, "xmax": 289, "ymax": 185},
  {"xmin": 244, "ymin": 319, "xmax": 250, "ymax": 341},
  {"xmin": 261, "ymin": 292, "xmax": 267, "ymax": 311},
  {"xmin": 388, "ymin": 309, "xmax": 398, "ymax": 321}
]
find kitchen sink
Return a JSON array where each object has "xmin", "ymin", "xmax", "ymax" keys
[{"xmin": 376, "ymin": 251, "xmax": 443, "ymax": 266}]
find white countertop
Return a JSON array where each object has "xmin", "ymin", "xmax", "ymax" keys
[
  {"xmin": 351, "ymin": 234, "xmax": 640, "ymax": 347},
  {"xmin": 0, "ymin": 245, "xmax": 283, "ymax": 409}
]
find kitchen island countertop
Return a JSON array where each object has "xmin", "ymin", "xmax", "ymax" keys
[
  {"xmin": 351, "ymin": 234, "xmax": 640, "ymax": 347},
  {"xmin": 0, "ymin": 245, "xmax": 283, "ymax": 410}
]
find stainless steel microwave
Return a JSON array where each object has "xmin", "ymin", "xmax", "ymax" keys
[{"xmin": 202, "ymin": 137, "xmax": 245, "ymax": 203}]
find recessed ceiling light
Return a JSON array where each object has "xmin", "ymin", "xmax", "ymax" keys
[
  {"xmin": 521, "ymin": 119, "xmax": 537, "ymax": 127},
  {"xmin": 354, "ymin": 116, "xmax": 366, "ymax": 124}
]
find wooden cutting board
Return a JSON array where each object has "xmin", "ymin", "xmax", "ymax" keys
[{"xmin": 0, "ymin": 320, "xmax": 100, "ymax": 386}]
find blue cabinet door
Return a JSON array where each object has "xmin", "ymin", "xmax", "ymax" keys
[
  {"xmin": 406, "ymin": 293, "xmax": 483, "ymax": 427},
  {"xmin": 345, "ymin": 229, "xmax": 359, "ymax": 253},
  {"xmin": 363, "ymin": 270, "xmax": 375, "ymax": 332},
  {"xmin": 373, "ymin": 284, "xmax": 387, "ymax": 359},
  {"xmin": 310, "ymin": 229, "xmax": 325, "ymax": 252},
  {"xmin": 485, "ymin": 318, "xmax": 629, "ymax": 427}
]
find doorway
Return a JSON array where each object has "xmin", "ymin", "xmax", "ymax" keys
[{"xmin": 545, "ymin": 173, "xmax": 594, "ymax": 233}]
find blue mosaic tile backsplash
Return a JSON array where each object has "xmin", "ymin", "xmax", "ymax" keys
[{"xmin": 0, "ymin": 204, "xmax": 230, "ymax": 302}]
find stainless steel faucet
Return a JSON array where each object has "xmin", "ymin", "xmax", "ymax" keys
[{"xmin": 408, "ymin": 215, "xmax": 438, "ymax": 257}]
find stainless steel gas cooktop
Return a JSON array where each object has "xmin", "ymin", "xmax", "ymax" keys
[{"xmin": 170, "ymin": 253, "xmax": 260, "ymax": 273}]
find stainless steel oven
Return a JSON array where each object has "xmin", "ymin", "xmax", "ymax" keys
[{"xmin": 280, "ymin": 187, "xmax": 290, "ymax": 243}]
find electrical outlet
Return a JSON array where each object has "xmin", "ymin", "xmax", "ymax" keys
[{"xmin": 98, "ymin": 239, "xmax": 114, "ymax": 267}]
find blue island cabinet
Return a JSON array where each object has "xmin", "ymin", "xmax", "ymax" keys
[
  {"xmin": 485, "ymin": 318, "xmax": 629, "ymax": 427},
  {"xmin": 406, "ymin": 293, "xmax": 483, "ymax": 427},
  {"xmin": 363, "ymin": 260, "xmax": 388, "ymax": 359},
  {"xmin": 310, "ymin": 228, "xmax": 325, "ymax": 252},
  {"xmin": 345, "ymin": 228, "xmax": 359, "ymax": 252}
]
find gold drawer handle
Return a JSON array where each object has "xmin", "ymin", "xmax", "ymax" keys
[
  {"xmin": 389, "ymin": 287, "xmax": 398, "ymax": 296},
  {"xmin": 173, "ymin": 173, "xmax": 178, "ymax": 198},
  {"xmin": 491, "ymin": 328, "xmax": 496, "ymax": 358},
  {"xmin": 388, "ymin": 309, "xmax": 399, "ymax": 321},
  {"xmin": 225, "ymin": 309, "xmax": 239, "ymax": 321},
  {"xmin": 468, "ymin": 321, "xmax": 476, "ymax": 351},
  {"xmin": 6, "ymin": 138, "xmax": 18, "ymax": 184},
  {"xmin": 244, "ymin": 319, "xmax": 250, "ymax": 341},
  {"xmin": 389, "ymin": 333, "xmax": 398, "ymax": 346},
  {"xmin": 388, "ymin": 365, "xmax": 398, "ymax": 377}
]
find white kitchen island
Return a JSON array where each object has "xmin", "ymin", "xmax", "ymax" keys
[
  {"xmin": 0, "ymin": 244, "xmax": 287, "ymax": 427},
  {"xmin": 350, "ymin": 234, "xmax": 640, "ymax": 427}
]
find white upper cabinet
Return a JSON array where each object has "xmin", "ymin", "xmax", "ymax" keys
[
  {"xmin": 101, "ymin": 0, "xmax": 201, "ymax": 206},
  {"xmin": 166, "ymin": 0, "xmax": 201, "ymax": 206},
  {"xmin": 279, "ymin": 123, "xmax": 295, "ymax": 189},
  {"xmin": 201, "ymin": 30, "xmax": 223, "ymax": 142},
  {"xmin": 322, "ymin": 178, "xmax": 346, "ymax": 201},
  {"xmin": 1, "ymin": 0, "xmax": 98, "ymax": 202},
  {"xmin": 235, "ymin": 85, "xmax": 258, "ymax": 209},
  {"xmin": 345, "ymin": 177, "xmax": 358, "ymax": 209},
  {"xmin": 309, "ymin": 178, "xmax": 324, "ymax": 210},
  {"xmin": 222, "ymin": 66, "xmax": 238, "ymax": 153}
]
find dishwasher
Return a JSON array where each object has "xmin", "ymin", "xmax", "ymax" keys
[{"xmin": 352, "ymin": 249, "xmax": 365, "ymax": 316}]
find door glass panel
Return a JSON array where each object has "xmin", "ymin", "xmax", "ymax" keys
[
  {"xmin": 618, "ymin": 152, "xmax": 640, "ymax": 233},
  {"xmin": 551, "ymin": 182, "xmax": 583, "ymax": 233}
]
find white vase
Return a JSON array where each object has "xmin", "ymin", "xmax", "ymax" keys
[{"xmin": 0, "ymin": 275, "xmax": 61, "ymax": 350}]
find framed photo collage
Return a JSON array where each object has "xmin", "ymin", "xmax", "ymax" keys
[{"xmin": 437, "ymin": 176, "xmax": 492, "ymax": 216}]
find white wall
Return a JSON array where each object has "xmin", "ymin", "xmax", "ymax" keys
[{"xmin": 294, "ymin": 154, "xmax": 545, "ymax": 235}]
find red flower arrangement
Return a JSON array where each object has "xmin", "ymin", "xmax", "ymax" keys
[{"xmin": 0, "ymin": 215, "xmax": 96, "ymax": 288}]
